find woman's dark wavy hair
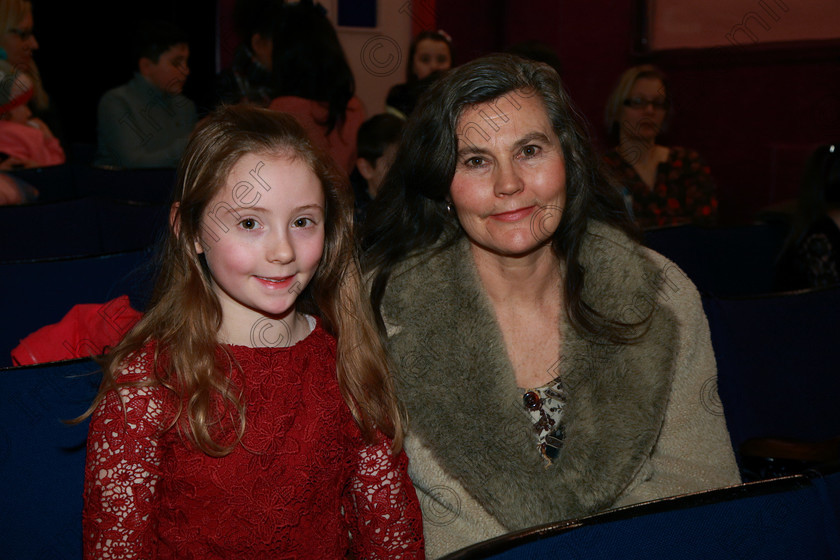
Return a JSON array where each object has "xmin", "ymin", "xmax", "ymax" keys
[
  {"xmin": 362, "ymin": 53, "xmax": 639, "ymax": 343},
  {"xmin": 270, "ymin": 0, "xmax": 354, "ymax": 133}
]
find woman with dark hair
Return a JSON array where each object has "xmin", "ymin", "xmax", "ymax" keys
[
  {"xmin": 603, "ymin": 65, "xmax": 718, "ymax": 228},
  {"xmin": 385, "ymin": 30, "xmax": 452, "ymax": 119},
  {"xmin": 364, "ymin": 54, "xmax": 739, "ymax": 557},
  {"xmin": 777, "ymin": 143, "xmax": 840, "ymax": 290},
  {"xmin": 267, "ymin": 0, "xmax": 364, "ymax": 174}
]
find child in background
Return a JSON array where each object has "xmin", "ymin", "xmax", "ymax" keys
[
  {"xmin": 94, "ymin": 20, "xmax": 197, "ymax": 169},
  {"xmin": 385, "ymin": 30, "xmax": 453, "ymax": 119},
  {"xmin": 353, "ymin": 113, "xmax": 404, "ymax": 224},
  {"xmin": 0, "ymin": 61, "xmax": 64, "ymax": 168},
  {"xmin": 82, "ymin": 105, "xmax": 424, "ymax": 558}
]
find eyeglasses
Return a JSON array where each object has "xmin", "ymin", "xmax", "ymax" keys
[
  {"xmin": 623, "ymin": 97, "xmax": 669, "ymax": 110},
  {"xmin": 7, "ymin": 27, "xmax": 34, "ymax": 41}
]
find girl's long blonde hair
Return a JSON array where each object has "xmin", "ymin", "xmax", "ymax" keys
[{"xmin": 84, "ymin": 105, "xmax": 403, "ymax": 455}]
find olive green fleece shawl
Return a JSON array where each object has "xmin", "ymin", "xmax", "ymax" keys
[{"xmin": 381, "ymin": 221, "xmax": 680, "ymax": 530}]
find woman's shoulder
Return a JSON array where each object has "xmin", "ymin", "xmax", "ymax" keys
[{"xmin": 582, "ymin": 221, "xmax": 701, "ymax": 307}]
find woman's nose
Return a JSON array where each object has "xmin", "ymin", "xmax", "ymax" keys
[{"xmin": 494, "ymin": 161, "xmax": 524, "ymax": 197}]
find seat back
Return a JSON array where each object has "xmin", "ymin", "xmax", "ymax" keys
[
  {"xmin": 75, "ymin": 167, "xmax": 177, "ymax": 204},
  {"xmin": 0, "ymin": 248, "xmax": 155, "ymax": 367},
  {"xmin": 0, "ymin": 198, "xmax": 166, "ymax": 261},
  {"xmin": 702, "ymin": 287, "xmax": 840, "ymax": 473},
  {"xmin": 0, "ymin": 358, "xmax": 102, "ymax": 560},
  {"xmin": 443, "ymin": 473, "xmax": 840, "ymax": 560},
  {"xmin": 645, "ymin": 223, "xmax": 789, "ymax": 297}
]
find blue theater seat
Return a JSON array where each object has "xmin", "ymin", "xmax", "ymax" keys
[
  {"xmin": 0, "ymin": 197, "xmax": 167, "ymax": 261},
  {"xmin": 702, "ymin": 287, "xmax": 840, "ymax": 479},
  {"xmin": 8, "ymin": 164, "xmax": 79, "ymax": 202},
  {"xmin": 644, "ymin": 222, "xmax": 789, "ymax": 297},
  {"xmin": 75, "ymin": 166, "xmax": 177, "ymax": 205},
  {"xmin": 0, "ymin": 248, "xmax": 155, "ymax": 367},
  {"xmin": 0, "ymin": 358, "xmax": 102, "ymax": 560},
  {"xmin": 443, "ymin": 471, "xmax": 840, "ymax": 560}
]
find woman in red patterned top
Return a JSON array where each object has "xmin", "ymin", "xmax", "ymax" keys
[
  {"xmin": 80, "ymin": 105, "xmax": 424, "ymax": 558},
  {"xmin": 603, "ymin": 65, "xmax": 718, "ymax": 229}
]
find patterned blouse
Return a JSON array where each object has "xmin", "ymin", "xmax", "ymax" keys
[
  {"xmin": 778, "ymin": 215, "xmax": 840, "ymax": 290},
  {"xmin": 604, "ymin": 146, "xmax": 718, "ymax": 229},
  {"xmin": 521, "ymin": 377, "xmax": 567, "ymax": 466}
]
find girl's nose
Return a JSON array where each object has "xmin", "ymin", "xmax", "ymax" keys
[{"xmin": 267, "ymin": 232, "xmax": 294, "ymax": 264}]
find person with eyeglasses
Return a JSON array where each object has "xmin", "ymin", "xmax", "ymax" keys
[
  {"xmin": 0, "ymin": 0, "xmax": 58, "ymax": 170},
  {"xmin": 604, "ymin": 65, "xmax": 718, "ymax": 229}
]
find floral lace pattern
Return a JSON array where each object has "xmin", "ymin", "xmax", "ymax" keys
[{"xmin": 83, "ymin": 323, "xmax": 424, "ymax": 559}]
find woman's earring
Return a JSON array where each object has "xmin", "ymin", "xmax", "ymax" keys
[{"xmin": 446, "ymin": 201, "xmax": 454, "ymax": 213}]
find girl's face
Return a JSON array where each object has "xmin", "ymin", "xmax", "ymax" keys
[
  {"xmin": 412, "ymin": 38, "xmax": 451, "ymax": 80},
  {"xmin": 1, "ymin": 9, "xmax": 38, "ymax": 72},
  {"xmin": 196, "ymin": 152, "xmax": 325, "ymax": 340}
]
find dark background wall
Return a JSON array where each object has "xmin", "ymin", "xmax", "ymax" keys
[
  {"xmin": 32, "ymin": 0, "xmax": 840, "ymax": 225},
  {"xmin": 438, "ymin": 0, "xmax": 840, "ymax": 225},
  {"xmin": 32, "ymin": 0, "xmax": 218, "ymax": 144}
]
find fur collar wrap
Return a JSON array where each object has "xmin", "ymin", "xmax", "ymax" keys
[{"xmin": 381, "ymin": 221, "xmax": 680, "ymax": 530}]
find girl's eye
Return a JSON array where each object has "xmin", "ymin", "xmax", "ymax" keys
[
  {"xmin": 239, "ymin": 218, "xmax": 258, "ymax": 230},
  {"xmin": 293, "ymin": 217, "xmax": 313, "ymax": 228}
]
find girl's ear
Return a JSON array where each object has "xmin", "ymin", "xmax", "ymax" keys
[{"xmin": 171, "ymin": 202, "xmax": 204, "ymax": 254}]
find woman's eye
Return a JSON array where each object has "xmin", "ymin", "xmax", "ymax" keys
[
  {"xmin": 465, "ymin": 157, "xmax": 484, "ymax": 168},
  {"xmin": 239, "ymin": 218, "xmax": 258, "ymax": 230},
  {"xmin": 522, "ymin": 145, "xmax": 540, "ymax": 157}
]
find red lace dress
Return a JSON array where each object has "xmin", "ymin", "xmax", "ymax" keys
[{"xmin": 82, "ymin": 321, "xmax": 424, "ymax": 559}]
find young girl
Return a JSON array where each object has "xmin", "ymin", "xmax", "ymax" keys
[
  {"xmin": 0, "ymin": 61, "xmax": 64, "ymax": 168},
  {"xmin": 81, "ymin": 105, "xmax": 424, "ymax": 558}
]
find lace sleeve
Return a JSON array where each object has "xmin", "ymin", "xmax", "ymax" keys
[
  {"xmin": 83, "ymin": 373, "xmax": 166, "ymax": 559},
  {"xmin": 345, "ymin": 437, "xmax": 425, "ymax": 559}
]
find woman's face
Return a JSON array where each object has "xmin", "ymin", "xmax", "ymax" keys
[
  {"xmin": 1, "ymin": 9, "xmax": 38, "ymax": 72},
  {"xmin": 412, "ymin": 38, "xmax": 451, "ymax": 80},
  {"xmin": 449, "ymin": 92, "xmax": 567, "ymax": 260},
  {"xmin": 619, "ymin": 77, "xmax": 667, "ymax": 143}
]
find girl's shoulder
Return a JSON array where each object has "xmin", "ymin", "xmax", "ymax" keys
[{"xmin": 112, "ymin": 340, "xmax": 164, "ymax": 384}]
